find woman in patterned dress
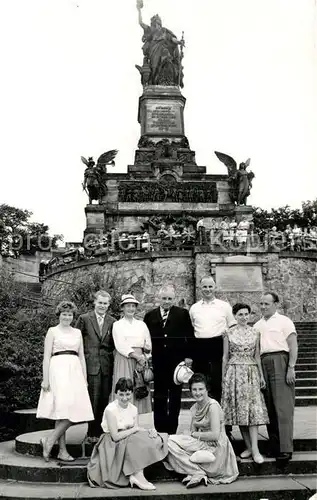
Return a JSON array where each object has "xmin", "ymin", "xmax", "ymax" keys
[
  {"xmin": 221, "ymin": 303, "xmax": 269, "ymax": 464},
  {"xmin": 164, "ymin": 373, "xmax": 238, "ymax": 488}
]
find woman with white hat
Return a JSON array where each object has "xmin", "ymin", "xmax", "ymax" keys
[{"xmin": 110, "ymin": 294, "xmax": 152, "ymax": 414}]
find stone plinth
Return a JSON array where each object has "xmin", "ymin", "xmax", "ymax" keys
[{"xmin": 138, "ymin": 86, "xmax": 186, "ymax": 137}]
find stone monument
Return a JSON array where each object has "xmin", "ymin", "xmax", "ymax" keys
[{"xmin": 83, "ymin": 1, "xmax": 253, "ymax": 238}]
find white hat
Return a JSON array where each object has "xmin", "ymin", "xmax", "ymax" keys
[
  {"xmin": 173, "ymin": 361, "xmax": 194, "ymax": 385},
  {"xmin": 120, "ymin": 294, "xmax": 140, "ymax": 307}
]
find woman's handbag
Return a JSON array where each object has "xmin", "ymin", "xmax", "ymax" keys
[
  {"xmin": 133, "ymin": 369, "xmax": 149, "ymax": 400},
  {"xmin": 143, "ymin": 359, "xmax": 154, "ymax": 383}
]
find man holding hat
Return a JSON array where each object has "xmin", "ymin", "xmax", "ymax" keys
[{"xmin": 144, "ymin": 285, "xmax": 194, "ymax": 434}]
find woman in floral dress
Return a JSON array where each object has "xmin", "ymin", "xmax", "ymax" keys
[{"xmin": 221, "ymin": 303, "xmax": 269, "ymax": 464}]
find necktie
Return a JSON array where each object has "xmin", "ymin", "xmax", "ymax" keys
[
  {"xmin": 162, "ymin": 310, "xmax": 168, "ymax": 327},
  {"xmin": 97, "ymin": 315, "xmax": 104, "ymax": 333}
]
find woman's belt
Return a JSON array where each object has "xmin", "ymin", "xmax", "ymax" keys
[{"xmin": 52, "ymin": 350, "xmax": 78, "ymax": 357}]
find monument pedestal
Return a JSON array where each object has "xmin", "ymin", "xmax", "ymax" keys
[
  {"xmin": 84, "ymin": 85, "xmax": 252, "ymax": 236},
  {"xmin": 138, "ymin": 85, "xmax": 186, "ymax": 138}
]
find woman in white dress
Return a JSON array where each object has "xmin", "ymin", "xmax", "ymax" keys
[
  {"xmin": 36, "ymin": 301, "xmax": 94, "ymax": 461},
  {"xmin": 88, "ymin": 377, "xmax": 168, "ymax": 490},
  {"xmin": 164, "ymin": 373, "xmax": 238, "ymax": 488},
  {"xmin": 110, "ymin": 294, "xmax": 152, "ymax": 414}
]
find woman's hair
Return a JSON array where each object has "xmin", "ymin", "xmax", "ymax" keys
[
  {"xmin": 114, "ymin": 377, "xmax": 134, "ymax": 393},
  {"xmin": 55, "ymin": 300, "xmax": 77, "ymax": 316},
  {"xmin": 188, "ymin": 373, "xmax": 207, "ymax": 390},
  {"xmin": 232, "ymin": 302, "xmax": 251, "ymax": 315}
]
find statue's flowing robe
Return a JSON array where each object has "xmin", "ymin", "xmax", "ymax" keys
[
  {"xmin": 142, "ymin": 25, "xmax": 180, "ymax": 85},
  {"xmin": 237, "ymin": 170, "xmax": 250, "ymax": 203}
]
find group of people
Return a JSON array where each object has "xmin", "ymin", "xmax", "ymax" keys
[{"xmin": 36, "ymin": 277, "xmax": 298, "ymax": 490}]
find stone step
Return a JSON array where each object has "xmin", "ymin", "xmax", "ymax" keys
[
  {"xmin": 298, "ymin": 349, "xmax": 317, "ymax": 354},
  {"xmin": 0, "ymin": 475, "xmax": 316, "ymax": 500},
  {"xmin": 1, "ymin": 441, "xmax": 317, "ymax": 484},
  {"xmin": 179, "ymin": 398, "xmax": 317, "ymax": 410},
  {"xmin": 296, "ymin": 378, "xmax": 317, "ymax": 387},
  {"xmin": 14, "ymin": 429, "xmax": 317, "ymax": 459},
  {"xmin": 295, "ymin": 396, "xmax": 317, "ymax": 406},
  {"xmin": 297, "ymin": 370, "xmax": 317, "ymax": 379},
  {"xmin": 296, "ymin": 363, "xmax": 317, "ymax": 371},
  {"xmin": 297, "ymin": 357, "xmax": 317, "ymax": 364},
  {"xmin": 174, "ymin": 386, "xmax": 317, "ymax": 398}
]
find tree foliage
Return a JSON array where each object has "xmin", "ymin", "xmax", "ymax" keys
[
  {"xmin": 0, "ymin": 204, "xmax": 63, "ymax": 257},
  {"xmin": 252, "ymin": 199, "xmax": 317, "ymax": 231}
]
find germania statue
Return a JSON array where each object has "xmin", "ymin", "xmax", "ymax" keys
[{"xmin": 135, "ymin": 0, "xmax": 185, "ymax": 87}]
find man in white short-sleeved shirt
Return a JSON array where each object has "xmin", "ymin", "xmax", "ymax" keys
[
  {"xmin": 254, "ymin": 292, "xmax": 298, "ymax": 462},
  {"xmin": 189, "ymin": 276, "xmax": 236, "ymax": 403}
]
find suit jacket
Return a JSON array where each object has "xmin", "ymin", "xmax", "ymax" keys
[
  {"xmin": 75, "ymin": 310, "xmax": 115, "ymax": 376},
  {"xmin": 143, "ymin": 305, "xmax": 194, "ymax": 371}
]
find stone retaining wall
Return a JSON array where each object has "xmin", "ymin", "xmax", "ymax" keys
[{"xmin": 43, "ymin": 251, "xmax": 317, "ymax": 321}]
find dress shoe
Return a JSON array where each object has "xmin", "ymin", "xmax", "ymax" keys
[
  {"xmin": 276, "ymin": 452, "xmax": 292, "ymax": 462},
  {"xmin": 129, "ymin": 475, "xmax": 156, "ymax": 490},
  {"xmin": 186, "ymin": 475, "xmax": 208, "ymax": 488}
]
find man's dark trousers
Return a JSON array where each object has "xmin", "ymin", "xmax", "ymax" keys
[
  {"xmin": 76, "ymin": 311, "xmax": 115, "ymax": 438},
  {"xmin": 144, "ymin": 305, "xmax": 194, "ymax": 435}
]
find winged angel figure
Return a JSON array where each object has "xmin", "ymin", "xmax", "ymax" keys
[
  {"xmin": 214, "ymin": 152, "xmax": 255, "ymax": 205},
  {"xmin": 81, "ymin": 150, "xmax": 118, "ymax": 204}
]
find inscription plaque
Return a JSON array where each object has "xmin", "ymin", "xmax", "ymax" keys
[
  {"xmin": 145, "ymin": 100, "xmax": 183, "ymax": 135},
  {"xmin": 216, "ymin": 265, "xmax": 263, "ymax": 292}
]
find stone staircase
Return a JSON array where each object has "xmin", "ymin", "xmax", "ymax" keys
[{"xmin": 0, "ymin": 322, "xmax": 316, "ymax": 499}]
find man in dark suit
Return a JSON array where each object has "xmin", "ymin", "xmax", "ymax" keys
[
  {"xmin": 76, "ymin": 290, "xmax": 115, "ymax": 440},
  {"xmin": 143, "ymin": 285, "xmax": 194, "ymax": 434}
]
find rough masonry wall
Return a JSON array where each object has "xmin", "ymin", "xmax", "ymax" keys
[
  {"xmin": 43, "ymin": 253, "xmax": 317, "ymax": 321},
  {"xmin": 195, "ymin": 253, "xmax": 317, "ymax": 322},
  {"xmin": 43, "ymin": 255, "xmax": 194, "ymax": 317}
]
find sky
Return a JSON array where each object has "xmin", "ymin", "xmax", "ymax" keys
[{"xmin": 0, "ymin": 0, "xmax": 316, "ymax": 242}]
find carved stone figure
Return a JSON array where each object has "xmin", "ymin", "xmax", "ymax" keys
[
  {"xmin": 136, "ymin": 0, "xmax": 185, "ymax": 87},
  {"xmin": 81, "ymin": 150, "xmax": 118, "ymax": 204},
  {"xmin": 118, "ymin": 181, "xmax": 218, "ymax": 203},
  {"xmin": 214, "ymin": 151, "xmax": 255, "ymax": 205},
  {"xmin": 138, "ymin": 135, "xmax": 155, "ymax": 149}
]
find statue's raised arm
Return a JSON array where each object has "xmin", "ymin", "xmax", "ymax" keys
[{"xmin": 136, "ymin": 0, "xmax": 148, "ymax": 31}]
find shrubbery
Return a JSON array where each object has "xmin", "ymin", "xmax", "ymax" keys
[
  {"xmin": 0, "ymin": 271, "xmax": 56, "ymax": 439},
  {"xmin": 0, "ymin": 270, "xmax": 122, "ymax": 440}
]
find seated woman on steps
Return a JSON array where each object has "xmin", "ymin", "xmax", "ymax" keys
[
  {"xmin": 87, "ymin": 377, "xmax": 168, "ymax": 490},
  {"xmin": 36, "ymin": 300, "xmax": 94, "ymax": 462},
  {"xmin": 164, "ymin": 373, "xmax": 239, "ymax": 488}
]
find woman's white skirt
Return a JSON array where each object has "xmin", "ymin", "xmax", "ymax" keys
[{"xmin": 36, "ymin": 355, "xmax": 94, "ymax": 423}]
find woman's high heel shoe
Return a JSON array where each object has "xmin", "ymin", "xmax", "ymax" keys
[
  {"xmin": 129, "ymin": 475, "xmax": 156, "ymax": 490},
  {"xmin": 57, "ymin": 452, "xmax": 75, "ymax": 462},
  {"xmin": 182, "ymin": 475, "xmax": 192, "ymax": 484},
  {"xmin": 40, "ymin": 438, "xmax": 50, "ymax": 462},
  {"xmin": 253, "ymin": 453, "xmax": 264, "ymax": 464},
  {"xmin": 186, "ymin": 475, "xmax": 208, "ymax": 488},
  {"xmin": 240, "ymin": 449, "xmax": 252, "ymax": 459}
]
